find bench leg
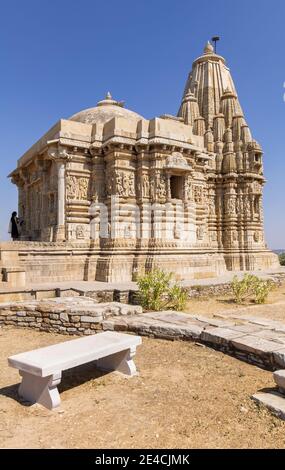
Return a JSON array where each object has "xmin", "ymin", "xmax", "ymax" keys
[
  {"xmin": 96, "ymin": 346, "xmax": 138, "ymax": 376},
  {"xmin": 18, "ymin": 371, "xmax": 62, "ymax": 410}
]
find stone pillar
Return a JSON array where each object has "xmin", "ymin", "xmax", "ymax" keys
[
  {"xmin": 54, "ymin": 160, "xmax": 66, "ymax": 241},
  {"xmin": 166, "ymin": 173, "xmax": 171, "ymax": 201}
]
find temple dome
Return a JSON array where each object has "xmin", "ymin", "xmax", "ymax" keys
[{"xmin": 69, "ymin": 92, "xmax": 144, "ymax": 125}]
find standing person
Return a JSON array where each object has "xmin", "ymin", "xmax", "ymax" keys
[{"xmin": 8, "ymin": 211, "xmax": 20, "ymax": 241}]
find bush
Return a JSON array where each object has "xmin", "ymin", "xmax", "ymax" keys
[
  {"xmin": 168, "ymin": 284, "xmax": 188, "ymax": 311},
  {"xmin": 231, "ymin": 274, "xmax": 253, "ymax": 304},
  {"xmin": 279, "ymin": 252, "xmax": 285, "ymax": 266},
  {"xmin": 231, "ymin": 274, "xmax": 274, "ymax": 304},
  {"xmin": 137, "ymin": 269, "xmax": 188, "ymax": 311},
  {"xmin": 253, "ymin": 279, "xmax": 274, "ymax": 304}
]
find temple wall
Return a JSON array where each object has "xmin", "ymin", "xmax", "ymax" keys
[{"xmin": 7, "ymin": 95, "xmax": 279, "ymax": 284}]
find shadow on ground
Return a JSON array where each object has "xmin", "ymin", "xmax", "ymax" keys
[{"xmin": 0, "ymin": 361, "xmax": 109, "ymax": 406}]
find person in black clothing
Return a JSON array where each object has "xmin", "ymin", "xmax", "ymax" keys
[{"xmin": 8, "ymin": 211, "xmax": 21, "ymax": 241}]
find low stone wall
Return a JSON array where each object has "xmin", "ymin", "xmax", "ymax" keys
[
  {"xmin": 186, "ymin": 283, "xmax": 232, "ymax": 298},
  {"xmin": 186, "ymin": 277, "xmax": 283, "ymax": 299},
  {"xmin": 0, "ymin": 298, "xmax": 142, "ymax": 336},
  {"xmin": 104, "ymin": 311, "xmax": 285, "ymax": 371}
]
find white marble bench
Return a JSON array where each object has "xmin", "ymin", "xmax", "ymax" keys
[{"xmin": 8, "ymin": 331, "xmax": 142, "ymax": 410}]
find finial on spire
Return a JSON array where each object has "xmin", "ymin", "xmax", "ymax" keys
[
  {"xmin": 97, "ymin": 92, "xmax": 125, "ymax": 108},
  {"xmin": 204, "ymin": 41, "xmax": 214, "ymax": 54}
]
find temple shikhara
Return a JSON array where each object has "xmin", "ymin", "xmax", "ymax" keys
[{"xmin": 5, "ymin": 41, "xmax": 279, "ymax": 283}]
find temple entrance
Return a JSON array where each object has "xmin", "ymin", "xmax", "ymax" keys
[{"xmin": 170, "ymin": 175, "xmax": 184, "ymax": 200}]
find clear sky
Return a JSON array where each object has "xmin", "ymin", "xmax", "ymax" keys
[{"xmin": 0, "ymin": 0, "xmax": 284, "ymax": 248}]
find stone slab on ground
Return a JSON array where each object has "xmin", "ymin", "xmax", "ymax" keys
[
  {"xmin": 103, "ymin": 314, "xmax": 204, "ymax": 340},
  {"xmin": 104, "ymin": 310, "xmax": 285, "ymax": 369},
  {"xmin": 252, "ymin": 391, "xmax": 285, "ymax": 420},
  {"xmin": 231, "ymin": 336, "xmax": 283, "ymax": 355},
  {"xmin": 200, "ymin": 327, "xmax": 246, "ymax": 345},
  {"xmin": 274, "ymin": 370, "xmax": 285, "ymax": 392},
  {"xmin": 273, "ymin": 349, "xmax": 285, "ymax": 368}
]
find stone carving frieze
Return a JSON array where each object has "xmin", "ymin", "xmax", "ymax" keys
[
  {"xmin": 208, "ymin": 196, "xmax": 216, "ymax": 215},
  {"xmin": 193, "ymin": 185, "xmax": 204, "ymax": 204},
  {"xmin": 137, "ymin": 174, "xmax": 150, "ymax": 198},
  {"xmin": 66, "ymin": 175, "xmax": 89, "ymax": 200},
  {"xmin": 224, "ymin": 196, "xmax": 236, "ymax": 215},
  {"xmin": 196, "ymin": 225, "xmax": 205, "ymax": 240},
  {"xmin": 67, "ymin": 223, "xmax": 90, "ymax": 240},
  {"xmin": 165, "ymin": 152, "xmax": 189, "ymax": 170},
  {"xmin": 150, "ymin": 174, "xmax": 167, "ymax": 200},
  {"xmin": 114, "ymin": 171, "xmax": 136, "ymax": 198},
  {"xmin": 142, "ymin": 174, "xmax": 150, "ymax": 198},
  {"xmin": 157, "ymin": 174, "xmax": 167, "ymax": 199},
  {"xmin": 47, "ymin": 145, "xmax": 70, "ymax": 161},
  {"xmin": 184, "ymin": 176, "xmax": 193, "ymax": 200}
]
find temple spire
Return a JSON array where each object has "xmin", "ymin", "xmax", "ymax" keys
[{"xmin": 178, "ymin": 42, "xmax": 243, "ymax": 128}]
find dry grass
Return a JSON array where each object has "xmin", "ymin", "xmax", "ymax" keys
[{"xmin": 185, "ymin": 282, "xmax": 285, "ymax": 321}]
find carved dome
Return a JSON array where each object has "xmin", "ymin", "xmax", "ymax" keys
[{"xmin": 69, "ymin": 92, "xmax": 144, "ymax": 125}]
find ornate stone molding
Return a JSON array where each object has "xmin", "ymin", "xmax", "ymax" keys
[
  {"xmin": 165, "ymin": 152, "xmax": 190, "ymax": 171},
  {"xmin": 47, "ymin": 145, "xmax": 71, "ymax": 161}
]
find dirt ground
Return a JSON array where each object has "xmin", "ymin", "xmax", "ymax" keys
[
  {"xmin": 1, "ymin": 327, "xmax": 285, "ymax": 449},
  {"xmin": 185, "ymin": 281, "xmax": 285, "ymax": 321}
]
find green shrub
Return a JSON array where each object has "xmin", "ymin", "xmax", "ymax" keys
[
  {"xmin": 168, "ymin": 284, "xmax": 188, "ymax": 311},
  {"xmin": 137, "ymin": 269, "xmax": 172, "ymax": 311},
  {"xmin": 253, "ymin": 279, "xmax": 274, "ymax": 304},
  {"xmin": 279, "ymin": 252, "xmax": 285, "ymax": 266},
  {"xmin": 231, "ymin": 274, "xmax": 253, "ymax": 304},
  {"xmin": 231, "ymin": 274, "xmax": 274, "ymax": 304},
  {"xmin": 137, "ymin": 269, "xmax": 188, "ymax": 311}
]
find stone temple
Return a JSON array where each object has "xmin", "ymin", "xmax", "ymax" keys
[{"xmin": 4, "ymin": 41, "xmax": 279, "ymax": 284}]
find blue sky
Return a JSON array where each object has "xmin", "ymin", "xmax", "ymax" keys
[{"xmin": 0, "ymin": 0, "xmax": 284, "ymax": 248}]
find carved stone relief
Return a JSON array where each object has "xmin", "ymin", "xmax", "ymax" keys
[
  {"xmin": 193, "ymin": 185, "xmax": 204, "ymax": 204},
  {"xmin": 114, "ymin": 171, "xmax": 136, "ymax": 197},
  {"xmin": 157, "ymin": 174, "xmax": 167, "ymax": 199},
  {"xmin": 165, "ymin": 152, "xmax": 189, "ymax": 170},
  {"xmin": 67, "ymin": 223, "xmax": 90, "ymax": 240},
  {"xmin": 196, "ymin": 225, "xmax": 204, "ymax": 240},
  {"xmin": 66, "ymin": 176, "xmax": 89, "ymax": 200},
  {"xmin": 184, "ymin": 177, "xmax": 193, "ymax": 200},
  {"xmin": 208, "ymin": 196, "xmax": 216, "ymax": 215},
  {"xmin": 225, "ymin": 196, "xmax": 236, "ymax": 215}
]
